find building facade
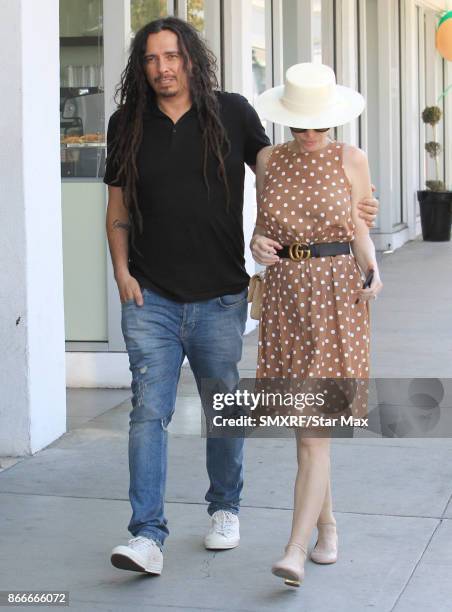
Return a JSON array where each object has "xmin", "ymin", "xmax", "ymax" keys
[{"xmin": 1, "ymin": 0, "xmax": 451, "ymax": 455}]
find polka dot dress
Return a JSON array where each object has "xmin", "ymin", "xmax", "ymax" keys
[{"xmin": 255, "ymin": 141, "xmax": 369, "ymax": 420}]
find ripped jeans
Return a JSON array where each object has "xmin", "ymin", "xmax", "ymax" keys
[{"xmin": 121, "ymin": 286, "xmax": 248, "ymax": 548}]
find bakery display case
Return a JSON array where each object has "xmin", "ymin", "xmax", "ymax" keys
[
  {"xmin": 59, "ymin": 0, "xmax": 105, "ymax": 179},
  {"xmin": 60, "ymin": 87, "xmax": 105, "ymax": 178}
]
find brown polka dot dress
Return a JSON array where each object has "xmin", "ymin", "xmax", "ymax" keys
[{"xmin": 255, "ymin": 141, "xmax": 369, "ymax": 421}]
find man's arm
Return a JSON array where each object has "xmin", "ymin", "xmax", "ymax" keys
[
  {"xmin": 252, "ymin": 147, "xmax": 270, "ymax": 238},
  {"xmin": 106, "ymin": 186, "xmax": 129, "ymax": 277},
  {"xmin": 106, "ymin": 186, "xmax": 143, "ymax": 306},
  {"xmin": 250, "ymin": 146, "xmax": 282, "ymax": 266},
  {"xmin": 358, "ymin": 185, "xmax": 379, "ymax": 228},
  {"xmin": 240, "ymin": 93, "xmax": 271, "ymax": 171}
]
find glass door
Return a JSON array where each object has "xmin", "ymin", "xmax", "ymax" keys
[{"xmin": 60, "ymin": 0, "xmax": 108, "ymax": 344}]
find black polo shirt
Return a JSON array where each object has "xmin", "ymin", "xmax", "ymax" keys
[{"xmin": 104, "ymin": 91, "xmax": 270, "ymax": 302}]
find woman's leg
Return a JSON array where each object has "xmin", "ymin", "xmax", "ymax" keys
[
  {"xmin": 316, "ymin": 467, "xmax": 335, "ymax": 525},
  {"xmin": 288, "ymin": 427, "xmax": 332, "ymax": 550},
  {"xmin": 272, "ymin": 427, "xmax": 332, "ymax": 584},
  {"xmin": 310, "ymin": 461, "xmax": 339, "ymax": 563}
]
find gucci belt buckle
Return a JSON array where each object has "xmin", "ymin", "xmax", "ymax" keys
[{"xmin": 289, "ymin": 242, "xmax": 311, "ymax": 261}]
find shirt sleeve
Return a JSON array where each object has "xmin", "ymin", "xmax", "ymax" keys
[
  {"xmin": 103, "ymin": 110, "xmax": 124, "ymax": 187},
  {"xmin": 240, "ymin": 95, "xmax": 271, "ymax": 167}
]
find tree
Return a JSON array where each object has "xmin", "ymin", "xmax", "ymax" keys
[
  {"xmin": 187, "ymin": 0, "xmax": 205, "ymax": 33},
  {"xmin": 130, "ymin": 0, "xmax": 206, "ymax": 36},
  {"xmin": 422, "ymin": 106, "xmax": 445, "ymax": 191},
  {"xmin": 131, "ymin": 0, "xmax": 168, "ymax": 33}
]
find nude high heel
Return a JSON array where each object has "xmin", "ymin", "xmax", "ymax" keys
[
  {"xmin": 271, "ymin": 542, "xmax": 307, "ymax": 587},
  {"xmin": 310, "ymin": 522, "xmax": 338, "ymax": 564}
]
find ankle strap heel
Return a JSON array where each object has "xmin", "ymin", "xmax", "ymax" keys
[
  {"xmin": 285, "ymin": 542, "xmax": 307, "ymax": 556},
  {"xmin": 273, "ymin": 542, "xmax": 307, "ymax": 587}
]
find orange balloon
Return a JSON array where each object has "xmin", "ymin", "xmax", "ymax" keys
[{"xmin": 436, "ymin": 16, "xmax": 452, "ymax": 61}]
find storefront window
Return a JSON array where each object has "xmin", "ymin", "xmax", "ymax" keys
[
  {"xmin": 187, "ymin": 0, "xmax": 222, "ymax": 86},
  {"xmin": 187, "ymin": 0, "xmax": 205, "ymax": 32},
  {"xmin": 312, "ymin": 0, "xmax": 322, "ymax": 64},
  {"xmin": 131, "ymin": 0, "xmax": 169, "ymax": 34},
  {"xmin": 252, "ymin": 0, "xmax": 266, "ymax": 101},
  {"xmin": 59, "ymin": 0, "xmax": 105, "ymax": 179}
]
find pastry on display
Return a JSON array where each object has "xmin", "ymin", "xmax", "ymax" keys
[{"xmin": 61, "ymin": 133, "xmax": 105, "ymax": 144}]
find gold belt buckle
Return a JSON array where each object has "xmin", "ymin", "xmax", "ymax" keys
[{"xmin": 289, "ymin": 242, "xmax": 311, "ymax": 261}]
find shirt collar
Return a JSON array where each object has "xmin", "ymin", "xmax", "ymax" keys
[{"xmin": 146, "ymin": 89, "xmax": 197, "ymax": 119}]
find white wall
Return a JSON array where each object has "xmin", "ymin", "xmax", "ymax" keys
[
  {"xmin": 0, "ymin": 0, "xmax": 66, "ymax": 455},
  {"xmin": 66, "ymin": 352, "xmax": 130, "ymax": 388},
  {"xmin": 223, "ymin": 0, "xmax": 258, "ymax": 334}
]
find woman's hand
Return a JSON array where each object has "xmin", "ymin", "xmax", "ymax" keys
[
  {"xmin": 250, "ymin": 234, "xmax": 282, "ymax": 266},
  {"xmin": 355, "ymin": 269, "xmax": 383, "ymax": 302}
]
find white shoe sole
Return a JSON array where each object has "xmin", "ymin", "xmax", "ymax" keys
[
  {"xmin": 110, "ymin": 546, "xmax": 162, "ymax": 575},
  {"xmin": 204, "ymin": 538, "xmax": 240, "ymax": 550}
]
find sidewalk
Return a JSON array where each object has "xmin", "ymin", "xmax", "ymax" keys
[{"xmin": 1, "ymin": 239, "xmax": 452, "ymax": 611}]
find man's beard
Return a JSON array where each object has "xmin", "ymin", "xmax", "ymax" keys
[{"xmin": 158, "ymin": 90, "xmax": 177, "ymax": 98}]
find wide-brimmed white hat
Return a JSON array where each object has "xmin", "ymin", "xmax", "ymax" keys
[{"xmin": 255, "ymin": 63, "xmax": 365, "ymax": 129}]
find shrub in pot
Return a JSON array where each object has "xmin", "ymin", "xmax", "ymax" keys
[{"xmin": 417, "ymin": 105, "xmax": 452, "ymax": 241}]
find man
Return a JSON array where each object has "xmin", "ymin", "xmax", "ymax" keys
[{"xmin": 105, "ymin": 17, "xmax": 378, "ymax": 576}]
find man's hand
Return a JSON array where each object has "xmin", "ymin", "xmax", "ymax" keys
[
  {"xmin": 250, "ymin": 234, "xmax": 282, "ymax": 266},
  {"xmin": 357, "ymin": 184, "xmax": 379, "ymax": 228},
  {"xmin": 115, "ymin": 270, "xmax": 144, "ymax": 306}
]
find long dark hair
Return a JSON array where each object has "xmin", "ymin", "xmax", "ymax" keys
[{"xmin": 108, "ymin": 17, "xmax": 231, "ymax": 250}]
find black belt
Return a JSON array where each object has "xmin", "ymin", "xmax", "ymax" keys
[{"xmin": 278, "ymin": 241, "xmax": 351, "ymax": 261}]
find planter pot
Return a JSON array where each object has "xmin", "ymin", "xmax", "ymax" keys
[{"xmin": 417, "ymin": 191, "xmax": 452, "ymax": 241}]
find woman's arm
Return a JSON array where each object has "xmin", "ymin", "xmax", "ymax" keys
[
  {"xmin": 250, "ymin": 146, "xmax": 282, "ymax": 266},
  {"xmin": 343, "ymin": 145, "xmax": 383, "ymax": 302}
]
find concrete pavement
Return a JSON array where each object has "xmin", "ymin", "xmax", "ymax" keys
[{"xmin": 1, "ymin": 238, "xmax": 452, "ymax": 611}]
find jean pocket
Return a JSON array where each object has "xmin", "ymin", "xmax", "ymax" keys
[
  {"xmin": 121, "ymin": 298, "xmax": 136, "ymax": 307},
  {"xmin": 218, "ymin": 288, "xmax": 248, "ymax": 308}
]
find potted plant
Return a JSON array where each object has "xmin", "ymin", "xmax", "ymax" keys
[{"xmin": 417, "ymin": 105, "xmax": 452, "ymax": 241}]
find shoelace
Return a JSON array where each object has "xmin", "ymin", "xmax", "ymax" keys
[
  {"xmin": 129, "ymin": 536, "xmax": 158, "ymax": 554},
  {"xmin": 212, "ymin": 511, "xmax": 237, "ymax": 536}
]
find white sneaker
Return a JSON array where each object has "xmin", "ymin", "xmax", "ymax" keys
[
  {"xmin": 204, "ymin": 510, "xmax": 240, "ymax": 550},
  {"xmin": 111, "ymin": 536, "xmax": 163, "ymax": 574}
]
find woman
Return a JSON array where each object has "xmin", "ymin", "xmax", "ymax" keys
[{"xmin": 250, "ymin": 63, "xmax": 383, "ymax": 587}]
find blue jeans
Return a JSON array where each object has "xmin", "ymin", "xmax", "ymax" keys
[{"xmin": 121, "ymin": 286, "xmax": 248, "ymax": 549}]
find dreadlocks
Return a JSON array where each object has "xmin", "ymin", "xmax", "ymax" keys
[{"xmin": 108, "ymin": 17, "xmax": 231, "ymax": 251}]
